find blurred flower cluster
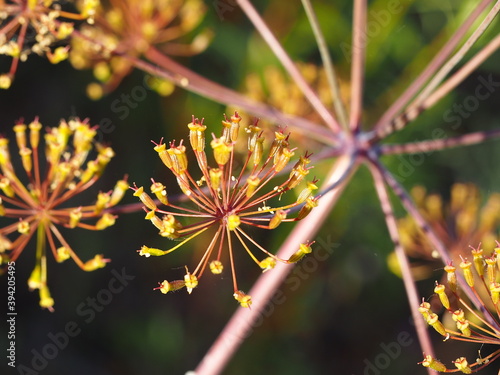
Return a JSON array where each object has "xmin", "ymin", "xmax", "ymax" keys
[
  {"xmin": 0, "ymin": 118, "xmax": 127, "ymax": 310},
  {"xmin": 69, "ymin": 0, "xmax": 212, "ymax": 98},
  {"xmin": 233, "ymin": 63, "xmax": 346, "ymax": 126},
  {"xmin": 0, "ymin": 0, "xmax": 99, "ymax": 88},
  {"xmin": 134, "ymin": 112, "xmax": 317, "ymax": 307},
  {"xmin": 390, "ymin": 184, "xmax": 500, "ymax": 280}
]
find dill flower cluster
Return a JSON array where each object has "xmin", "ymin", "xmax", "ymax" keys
[
  {"xmin": 134, "ymin": 112, "xmax": 318, "ymax": 307},
  {"xmin": 419, "ymin": 243, "xmax": 500, "ymax": 373},
  {"xmin": 0, "ymin": 0, "xmax": 99, "ymax": 88},
  {"xmin": 0, "ymin": 118, "xmax": 128, "ymax": 311},
  {"xmin": 69, "ymin": 0, "xmax": 211, "ymax": 98},
  {"xmin": 229, "ymin": 63, "xmax": 348, "ymax": 131},
  {"xmin": 389, "ymin": 184, "xmax": 500, "ymax": 280}
]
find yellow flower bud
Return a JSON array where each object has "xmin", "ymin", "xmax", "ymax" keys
[
  {"xmin": 133, "ymin": 185, "xmax": 157, "ymax": 211},
  {"xmin": 434, "ymin": 283, "xmax": 449, "ymax": 310},
  {"xmin": 0, "ymin": 234, "xmax": 12, "ymax": 252},
  {"xmin": 453, "ymin": 357, "xmax": 471, "ymax": 374},
  {"xmin": 150, "ymin": 180, "xmax": 168, "ymax": 205},
  {"xmin": 288, "ymin": 242, "xmax": 313, "ymax": 263},
  {"xmin": 56, "ymin": 247, "xmax": 71, "ymax": 263},
  {"xmin": 29, "ymin": 119, "xmax": 42, "ymax": 149},
  {"xmin": 39, "ymin": 285, "xmax": 55, "ymax": 311},
  {"xmin": 28, "ymin": 265, "xmax": 42, "ymax": 290},
  {"xmin": 19, "ymin": 147, "xmax": 32, "ymax": 174},
  {"xmin": 96, "ymin": 213, "xmax": 116, "ymax": 230},
  {"xmin": 456, "ymin": 320, "xmax": 471, "ymax": 337},
  {"xmin": 297, "ymin": 196, "xmax": 318, "ymax": 220},
  {"xmin": 209, "ymin": 260, "xmax": 223, "ymax": 274},
  {"xmin": 211, "ymin": 137, "xmax": 232, "ymax": 166},
  {"xmin": 154, "ymin": 143, "xmax": 173, "ymax": 169},
  {"xmin": 234, "ymin": 290, "xmax": 252, "ymax": 308},
  {"xmin": 418, "ymin": 302, "xmax": 431, "ymax": 321},
  {"xmin": 274, "ymin": 147, "xmax": 294, "ymax": 172},
  {"xmin": 69, "ymin": 208, "xmax": 82, "ymax": 228},
  {"xmin": 227, "ymin": 214, "xmax": 240, "ymax": 231},
  {"xmin": 47, "ymin": 46, "xmax": 69, "ymax": 64},
  {"xmin": 420, "ymin": 355, "xmax": 447, "ymax": 372},
  {"xmin": 426, "ymin": 313, "xmax": 447, "ymax": 337},
  {"xmin": 188, "ymin": 120, "xmax": 207, "ymax": 152},
  {"xmin": 56, "ymin": 22, "xmax": 74, "ymax": 39},
  {"xmin": 83, "ymin": 254, "xmax": 108, "ymax": 271},
  {"xmin": 288, "ymin": 164, "xmax": 309, "ymax": 189},
  {"xmin": 80, "ymin": 160, "xmax": 99, "ymax": 184},
  {"xmin": 246, "ymin": 175, "xmax": 260, "ymax": 197},
  {"xmin": 17, "ymin": 220, "xmax": 30, "ymax": 234},
  {"xmin": 94, "ymin": 191, "xmax": 111, "ymax": 214},
  {"xmin": 0, "ymin": 74, "xmax": 12, "ymax": 89},
  {"xmin": 155, "ymin": 280, "xmax": 185, "ymax": 294},
  {"xmin": 269, "ymin": 210, "xmax": 287, "ymax": 229},
  {"xmin": 444, "ymin": 264, "xmax": 457, "ymax": 292},
  {"xmin": 0, "ymin": 138, "xmax": 12, "ymax": 169},
  {"xmin": 168, "ymin": 143, "xmax": 188, "ymax": 173},
  {"xmin": 296, "ymin": 180, "xmax": 319, "ymax": 204},
  {"xmin": 471, "ymin": 246, "xmax": 485, "ymax": 277},
  {"xmin": 184, "ymin": 271, "xmax": 198, "ymax": 294},
  {"xmin": 222, "ymin": 112, "xmax": 241, "ymax": 142},
  {"xmin": 14, "ymin": 124, "xmax": 27, "ymax": 149},
  {"xmin": 259, "ymin": 257, "xmax": 277, "ymax": 272},
  {"xmin": 269, "ymin": 130, "xmax": 288, "ymax": 159},
  {"xmin": 252, "ymin": 137, "xmax": 264, "ymax": 166},
  {"xmin": 109, "ymin": 179, "xmax": 129, "ymax": 206},
  {"xmin": 0, "ymin": 178, "xmax": 15, "ymax": 197},
  {"xmin": 490, "ymin": 282, "xmax": 500, "ymax": 304},
  {"xmin": 246, "ymin": 123, "xmax": 262, "ymax": 152},
  {"xmin": 138, "ymin": 245, "xmax": 166, "ymax": 257},
  {"xmin": 460, "ymin": 258, "xmax": 474, "ymax": 287},
  {"xmin": 209, "ymin": 168, "xmax": 223, "ymax": 191}
]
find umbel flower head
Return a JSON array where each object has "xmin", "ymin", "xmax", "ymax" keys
[
  {"xmin": 69, "ymin": 0, "xmax": 212, "ymax": 99},
  {"xmin": 0, "ymin": 0, "xmax": 99, "ymax": 88},
  {"xmin": 134, "ymin": 112, "xmax": 317, "ymax": 307},
  {"xmin": 419, "ymin": 242, "xmax": 500, "ymax": 373},
  {"xmin": 389, "ymin": 184, "xmax": 500, "ymax": 280},
  {"xmin": 0, "ymin": 118, "xmax": 128, "ymax": 311},
  {"xmin": 232, "ymin": 62, "xmax": 345, "ymax": 126}
]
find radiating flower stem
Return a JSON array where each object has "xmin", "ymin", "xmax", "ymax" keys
[{"xmin": 194, "ymin": 155, "xmax": 357, "ymax": 375}]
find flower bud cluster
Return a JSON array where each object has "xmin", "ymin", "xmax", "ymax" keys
[
  {"xmin": 0, "ymin": 118, "xmax": 126, "ymax": 310},
  {"xmin": 419, "ymin": 243, "xmax": 500, "ymax": 373}
]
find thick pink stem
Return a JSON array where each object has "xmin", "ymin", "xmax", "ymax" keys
[
  {"xmin": 349, "ymin": 0, "xmax": 366, "ymax": 132},
  {"xmin": 372, "ymin": 0, "xmax": 494, "ymax": 135},
  {"xmin": 369, "ymin": 161, "xmax": 436, "ymax": 375}
]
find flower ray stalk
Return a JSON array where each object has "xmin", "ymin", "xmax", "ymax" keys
[
  {"xmin": 300, "ymin": 0, "xmax": 348, "ymax": 128},
  {"xmin": 235, "ymin": 0, "xmax": 340, "ymax": 133},
  {"xmin": 193, "ymin": 155, "xmax": 357, "ymax": 375},
  {"xmin": 379, "ymin": 32, "xmax": 500, "ymax": 134},
  {"xmin": 371, "ymin": 0, "xmax": 495, "ymax": 138}
]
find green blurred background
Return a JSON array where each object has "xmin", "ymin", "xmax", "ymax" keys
[{"xmin": 1, "ymin": 0, "xmax": 500, "ymax": 374}]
